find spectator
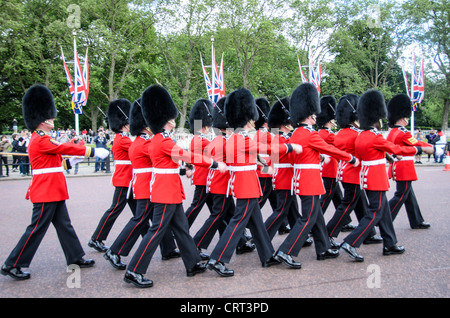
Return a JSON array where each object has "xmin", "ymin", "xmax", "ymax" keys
[
  {"xmin": 425, "ymin": 129, "xmax": 437, "ymax": 162},
  {"xmin": 57, "ymin": 131, "xmax": 70, "ymax": 144},
  {"xmin": 93, "ymin": 131, "xmax": 108, "ymax": 172},
  {"xmin": 69, "ymin": 135, "xmax": 85, "ymax": 175},
  {"xmin": 18, "ymin": 129, "xmax": 30, "ymax": 176},
  {"xmin": 12, "ymin": 119, "xmax": 18, "ymax": 134},
  {"xmin": 414, "ymin": 128, "xmax": 424, "ymax": 163},
  {"xmin": 0, "ymin": 135, "xmax": 12, "ymax": 177},
  {"xmin": 434, "ymin": 129, "xmax": 447, "ymax": 163},
  {"xmin": 10, "ymin": 134, "xmax": 20, "ymax": 171}
]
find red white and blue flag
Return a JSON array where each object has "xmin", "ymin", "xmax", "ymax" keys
[
  {"xmin": 297, "ymin": 55, "xmax": 309, "ymax": 83},
  {"xmin": 61, "ymin": 48, "xmax": 89, "ymax": 114},
  {"xmin": 411, "ymin": 57, "xmax": 425, "ymax": 106},
  {"xmin": 201, "ymin": 51, "xmax": 225, "ymax": 104},
  {"xmin": 62, "ymin": 49, "xmax": 75, "ymax": 99},
  {"xmin": 81, "ymin": 49, "xmax": 89, "ymax": 106},
  {"xmin": 309, "ymin": 59, "xmax": 321, "ymax": 95}
]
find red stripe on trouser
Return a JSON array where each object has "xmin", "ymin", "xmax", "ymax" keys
[
  {"xmin": 132, "ymin": 204, "xmax": 167, "ymax": 273},
  {"xmin": 197, "ymin": 196, "xmax": 226, "ymax": 248},
  {"xmin": 186, "ymin": 187, "xmax": 204, "ymax": 219},
  {"xmin": 321, "ymin": 179, "xmax": 334, "ymax": 209},
  {"xmin": 14, "ymin": 203, "xmax": 45, "ymax": 267},
  {"xmin": 288, "ymin": 196, "xmax": 314, "ymax": 255},
  {"xmin": 390, "ymin": 182, "xmax": 408, "ymax": 215},
  {"xmin": 218, "ymin": 199, "xmax": 250, "ymax": 261},
  {"xmin": 258, "ymin": 179, "xmax": 267, "ymax": 203},
  {"xmin": 351, "ymin": 192, "xmax": 382, "ymax": 246},
  {"xmin": 96, "ymin": 187, "xmax": 124, "ymax": 240},
  {"xmin": 266, "ymin": 191, "xmax": 288, "ymax": 231},
  {"xmin": 118, "ymin": 199, "xmax": 149, "ymax": 255},
  {"xmin": 329, "ymin": 185, "xmax": 358, "ymax": 237}
]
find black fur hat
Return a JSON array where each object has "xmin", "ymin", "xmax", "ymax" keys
[
  {"xmin": 268, "ymin": 97, "xmax": 290, "ymax": 129},
  {"xmin": 336, "ymin": 94, "xmax": 359, "ymax": 128},
  {"xmin": 387, "ymin": 94, "xmax": 412, "ymax": 126},
  {"xmin": 357, "ymin": 89, "xmax": 386, "ymax": 130},
  {"xmin": 107, "ymin": 98, "xmax": 131, "ymax": 133},
  {"xmin": 316, "ymin": 95, "xmax": 336, "ymax": 127},
  {"xmin": 22, "ymin": 84, "xmax": 57, "ymax": 131},
  {"xmin": 141, "ymin": 84, "xmax": 179, "ymax": 134},
  {"xmin": 129, "ymin": 98, "xmax": 148, "ymax": 136},
  {"xmin": 224, "ymin": 88, "xmax": 259, "ymax": 129},
  {"xmin": 189, "ymin": 98, "xmax": 213, "ymax": 133},
  {"xmin": 289, "ymin": 83, "xmax": 320, "ymax": 127},
  {"xmin": 212, "ymin": 97, "xmax": 228, "ymax": 130},
  {"xmin": 254, "ymin": 98, "xmax": 270, "ymax": 130}
]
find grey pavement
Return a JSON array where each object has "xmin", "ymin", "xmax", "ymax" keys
[{"xmin": 0, "ymin": 163, "xmax": 449, "ymax": 300}]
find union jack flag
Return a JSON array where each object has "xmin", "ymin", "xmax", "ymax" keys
[
  {"xmin": 61, "ymin": 49, "xmax": 75, "ymax": 98},
  {"xmin": 297, "ymin": 55, "xmax": 309, "ymax": 83},
  {"xmin": 411, "ymin": 57, "xmax": 425, "ymax": 107},
  {"xmin": 73, "ymin": 52, "xmax": 86, "ymax": 114},
  {"xmin": 81, "ymin": 49, "xmax": 89, "ymax": 106},
  {"xmin": 309, "ymin": 59, "xmax": 321, "ymax": 95},
  {"xmin": 200, "ymin": 52, "xmax": 225, "ymax": 105}
]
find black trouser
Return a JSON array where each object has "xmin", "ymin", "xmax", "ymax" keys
[
  {"xmin": 193, "ymin": 193, "xmax": 233, "ymax": 250},
  {"xmin": 91, "ymin": 187, "xmax": 137, "ymax": 242},
  {"xmin": 258, "ymin": 177, "xmax": 276, "ymax": 209},
  {"xmin": 127, "ymin": 203, "xmax": 200, "ymax": 275},
  {"xmin": 264, "ymin": 190, "xmax": 300, "ymax": 240},
  {"xmin": 389, "ymin": 181, "xmax": 425, "ymax": 228},
  {"xmin": 4, "ymin": 201, "xmax": 84, "ymax": 268},
  {"xmin": 0, "ymin": 155, "xmax": 8, "ymax": 176},
  {"xmin": 320, "ymin": 177, "xmax": 343, "ymax": 214},
  {"xmin": 185, "ymin": 185, "xmax": 213, "ymax": 227},
  {"xmin": 278, "ymin": 195, "xmax": 330, "ymax": 256},
  {"xmin": 343, "ymin": 190, "xmax": 397, "ymax": 248},
  {"xmin": 209, "ymin": 198, "xmax": 274, "ymax": 264},
  {"xmin": 327, "ymin": 183, "xmax": 375, "ymax": 238}
]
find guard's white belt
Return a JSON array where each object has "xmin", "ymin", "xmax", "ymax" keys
[
  {"xmin": 115, "ymin": 160, "xmax": 132, "ymax": 165},
  {"xmin": 152, "ymin": 168, "xmax": 180, "ymax": 174},
  {"xmin": 361, "ymin": 158, "xmax": 386, "ymax": 166},
  {"xmin": 258, "ymin": 154, "xmax": 270, "ymax": 158},
  {"xmin": 293, "ymin": 164, "xmax": 321, "ymax": 169},
  {"xmin": 133, "ymin": 168, "xmax": 153, "ymax": 174},
  {"xmin": 32, "ymin": 167, "xmax": 64, "ymax": 175},
  {"xmin": 394, "ymin": 156, "xmax": 415, "ymax": 161},
  {"xmin": 274, "ymin": 163, "xmax": 293, "ymax": 168},
  {"xmin": 228, "ymin": 165, "xmax": 257, "ymax": 172}
]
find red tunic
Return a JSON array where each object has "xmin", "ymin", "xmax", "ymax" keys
[
  {"xmin": 226, "ymin": 130, "xmax": 289, "ymax": 199},
  {"xmin": 355, "ymin": 129, "xmax": 418, "ymax": 191},
  {"xmin": 290, "ymin": 125, "xmax": 353, "ymax": 196},
  {"xmin": 271, "ymin": 133, "xmax": 294, "ymax": 190},
  {"xmin": 111, "ymin": 133, "xmax": 133, "ymax": 187},
  {"xmin": 205, "ymin": 135, "xmax": 231, "ymax": 195},
  {"xmin": 253, "ymin": 128, "xmax": 273, "ymax": 178},
  {"xmin": 128, "ymin": 134, "xmax": 153, "ymax": 199},
  {"xmin": 27, "ymin": 131, "xmax": 91, "ymax": 203},
  {"xmin": 386, "ymin": 126, "xmax": 431, "ymax": 181},
  {"xmin": 190, "ymin": 134, "xmax": 210, "ymax": 186},
  {"xmin": 334, "ymin": 126, "xmax": 362, "ymax": 185},
  {"xmin": 149, "ymin": 131, "xmax": 213, "ymax": 204},
  {"xmin": 318, "ymin": 128, "xmax": 339, "ymax": 179}
]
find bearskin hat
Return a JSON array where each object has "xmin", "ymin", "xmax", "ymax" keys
[
  {"xmin": 387, "ymin": 94, "xmax": 412, "ymax": 127},
  {"xmin": 268, "ymin": 97, "xmax": 290, "ymax": 129},
  {"xmin": 107, "ymin": 98, "xmax": 131, "ymax": 133},
  {"xmin": 357, "ymin": 89, "xmax": 386, "ymax": 130},
  {"xmin": 224, "ymin": 88, "xmax": 259, "ymax": 129},
  {"xmin": 141, "ymin": 84, "xmax": 179, "ymax": 134},
  {"xmin": 289, "ymin": 83, "xmax": 320, "ymax": 127},
  {"xmin": 254, "ymin": 98, "xmax": 270, "ymax": 130},
  {"xmin": 22, "ymin": 84, "xmax": 57, "ymax": 131},
  {"xmin": 189, "ymin": 98, "xmax": 213, "ymax": 133},
  {"xmin": 336, "ymin": 94, "xmax": 359, "ymax": 128},
  {"xmin": 129, "ymin": 98, "xmax": 148, "ymax": 136},
  {"xmin": 212, "ymin": 97, "xmax": 228, "ymax": 130},
  {"xmin": 316, "ymin": 95, "xmax": 336, "ymax": 127}
]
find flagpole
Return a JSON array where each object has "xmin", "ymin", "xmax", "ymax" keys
[
  {"xmin": 73, "ymin": 29, "xmax": 79, "ymax": 136},
  {"xmin": 410, "ymin": 53, "xmax": 415, "ymax": 135},
  {"xmin": 211, "ymin": 36, "xmax": 215, "ymax": 104}
]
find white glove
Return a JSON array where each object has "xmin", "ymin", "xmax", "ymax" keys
[
  {"xmin": 69, "ymin": 156, "xmax": 84, "ymax": 166},
  {"xmin": 94, "ymin": 148, "xmax": 110, "ymax": 159}
]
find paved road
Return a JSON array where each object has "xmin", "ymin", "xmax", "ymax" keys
[{"xmin": 0, "ymin": 164, "xmax": 449, "ymax": 300}]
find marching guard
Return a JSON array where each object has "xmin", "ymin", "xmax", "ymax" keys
[
  {"xmin": 273, "ymin": 83, "xmax": 359, "ymax": 269},
  {"xmin": 89, "ymin": 99, "xmax": 136, "ymax": 252},
  {"xmin": 123, "ymin": 85, "xmax": 226, "ymax": 288},
  {"xmin": 1, "ymin": 84, "xmax": 109, "ymax": 280},
  {"xmin": 207, "ymin": 88, "xmax": 302, "ymax": 277},
  {"xmin": 340, "ymin": 90, "xmax": 433, "ymax": 262},
  {"xmin": 386, "ymin": 94, "xmax": 432, "ymax": 229},
  {"xmin": 326, "ymin": 94, "xmax": 381, "ymax": 248},
  {"xmin": 184, "ymin": 99, "xmax": 214, "ymax": 228}
]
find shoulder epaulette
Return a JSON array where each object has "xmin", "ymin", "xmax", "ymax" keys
[
  {"xmin": 161, "ymin": 131, "xmax": 171, "ymax": 138},
  {"xmin": 398, "ymin": 126, "xmax": 408, "ymax": 133}
]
